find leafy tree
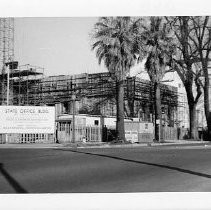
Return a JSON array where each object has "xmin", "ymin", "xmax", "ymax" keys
[
  {"xmin": 140, "ymin": 17, "xmax": 176, "ymax": 142},
  {"xmin": 166, "ymin": 16, "xmax": 209, "ymax": 139},
  {"xmin": 189, "ymin": 16, "xmax": 211, "ymax": 139},
  {"xmin": 92, "ymin": 17, "xmax": 142, "ymax": 142}
]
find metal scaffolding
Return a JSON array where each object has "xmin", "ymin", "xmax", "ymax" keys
[
  {"xmin": 21, "ymin": 72, "xmax": 178, "ymax": 125},
  {"xmin": 0, "ymin": 18, "xmax": 14, "ymax": 105},
  {"xmin": 0, "ymin": 58, "xmax": 179, "ymax": 125},
  {"xmin": 0, "ymin": 64, "xmax": 44, "ymax": 105}
]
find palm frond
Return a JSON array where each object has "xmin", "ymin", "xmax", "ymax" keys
[{"xmin": 92, "ymin": 17, "xmax": 143, "ymax": 80}]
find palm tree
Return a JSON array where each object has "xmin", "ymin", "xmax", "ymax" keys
[
  {"xmin": 92, "ymin": 17, "xmax": 142, "ymax": 142},
  {"xmin": 141, "ymin": 17, "xmax": 175, "ymax": 142}
]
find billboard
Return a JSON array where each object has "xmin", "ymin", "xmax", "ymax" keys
[{"xmin": 0, "ymin": 106, "xmax": 55, "ymax": 134}]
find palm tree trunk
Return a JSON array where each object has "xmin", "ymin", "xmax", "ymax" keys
[
  {"xmin": 154, "ymin": 82, "xmax": 162, "ymax": 142},
  {"xmin": 116, "ymin": 80, "xmax": 126, "ymax": 142}
]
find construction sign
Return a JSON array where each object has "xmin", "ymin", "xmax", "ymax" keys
[{"xmin": 0, "ymin": 106, "xmax": 55, "ymax": 134}]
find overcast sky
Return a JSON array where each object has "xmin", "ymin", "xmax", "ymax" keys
[{"xmin": 14, "ymin": 17, "xmax": 109, "ymax": 76}]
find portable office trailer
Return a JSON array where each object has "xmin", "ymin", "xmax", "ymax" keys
[{"xmin": 56, "ymin": 114, "xmax": 102, "ymax": 143}]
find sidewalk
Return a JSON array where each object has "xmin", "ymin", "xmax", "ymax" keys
[
  {"xmin": 0, "ymin": 143, "xmax": 63, "ymax": 149},
  {"xmin": 71, "ymin": 139, "xmax": 210, "ymax": 149},
  {"xmin": 147, "ymin": 139, "xmax": 210, "ymax": 147},
  {"xmin": 0, "ymin": 139, "xmax": 209, "ymax": 149}
]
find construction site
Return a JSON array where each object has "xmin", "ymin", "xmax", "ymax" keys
[
  {"xmin": 0, "ymin": 18, "xmax": 181, "ymax": 144},
  {"xmin": 0, "ymin": 69, "xmax": 179, "ymax": 124}
]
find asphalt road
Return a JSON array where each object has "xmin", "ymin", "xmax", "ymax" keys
[{"xmin": 0, "ymin": 145, "xmax": 211, "ymax": 193}]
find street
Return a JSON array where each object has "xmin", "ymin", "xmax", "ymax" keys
[{"xmin": 0, "ymin": 145, "xmax": 211, "ymax": 193}]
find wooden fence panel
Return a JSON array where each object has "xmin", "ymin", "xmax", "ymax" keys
[
  {"xmin": 86, "ymin": 126, "xmax": 101, "ymax": 142},
  {"xmin": 161, "ymin": 127, "xmax": 178, "ymax": 140}
]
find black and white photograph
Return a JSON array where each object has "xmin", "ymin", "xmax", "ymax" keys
[{"xmin": 0, "ymin": 0, "xmax": 211, "ymax": 209}]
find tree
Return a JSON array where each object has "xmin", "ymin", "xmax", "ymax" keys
[
  {"xmin": 189, "ymin": 16, "xmax": 211, "ymax": 139},
  {"xmin": 166, "ymin": 16, "xmax": 208, "ymax": 140},
  {"xmin": 92, "ymin": 17, "xmax": 142, "ymax": 142},
  {"xmin": 140, "ymin": 17, "xmax": 176, "ymax": 142}
]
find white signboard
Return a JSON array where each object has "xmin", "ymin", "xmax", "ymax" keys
[
  {"xmin": 139, "ymin": 123, "xmax": 154, "ymax": 134},
  {"xmin": 0, "ymin": 106, "xmax": 55, "ymax": 134},
  {"xmin": 125, "ymin": 131, "xmax": 138, "ymax": 143}
]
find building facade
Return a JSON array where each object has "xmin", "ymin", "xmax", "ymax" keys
[{"xmin": 0, "ymin": 68, "xmax": 179, "ymax": 127}]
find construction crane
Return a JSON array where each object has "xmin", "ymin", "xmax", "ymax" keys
[{"xmin": 0, "ymin": 17, "xmax": 15, "ymax": 105}]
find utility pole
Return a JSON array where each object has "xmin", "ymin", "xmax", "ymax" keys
[
  {"xmin": 5, "ymin": 64, "xmax": 9, "ymax": 143},
  {"xmin": 6, "ymin": 64, "xmax": 9, "ymax": 105},
  {"xmin": 72, "ymin": 94, "xmax": 76, "ymax": 143}
]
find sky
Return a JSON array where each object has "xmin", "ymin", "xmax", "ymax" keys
[{"xmin": 14, "ymin": 17, "xmax": 109, "ymax": 76}]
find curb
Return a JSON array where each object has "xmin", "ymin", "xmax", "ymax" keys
[
  {"xmin": 0, "ymin": 141, "xmax": 210, "ymax": 149},
  {"xmin": 60, "ymin": 141, "xmax": 210, "ymax": 149}
]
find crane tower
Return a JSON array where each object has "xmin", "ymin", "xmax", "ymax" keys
[{"xmin": 0, "ymin": 18, "xmax": 15, "ymax": 105}]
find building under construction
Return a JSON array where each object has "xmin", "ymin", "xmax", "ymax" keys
[
  {"xmin": 0, "ymin": 65, "xmax": 179, "ymax": 126},
  {"xmin": 0, "ymin": 64, "xmax": 44, "ymax": 105}
]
